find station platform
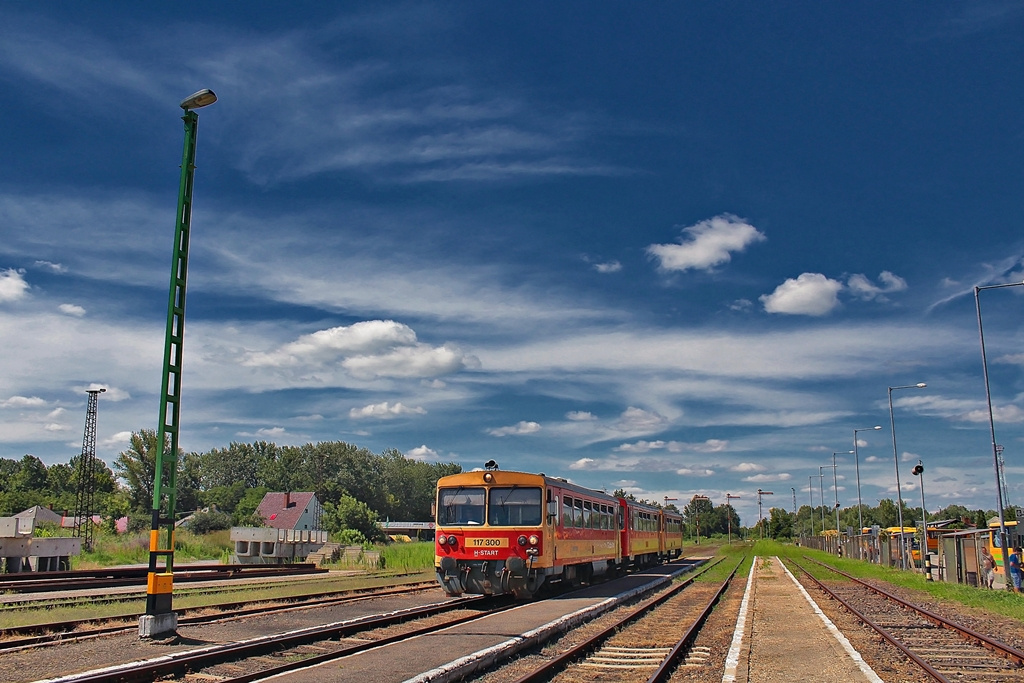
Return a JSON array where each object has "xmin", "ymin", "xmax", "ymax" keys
[{"xmin": 723, "ymin": 555, "xmax": 882, "ymax": 683}]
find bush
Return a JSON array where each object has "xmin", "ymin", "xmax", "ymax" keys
[{"xmin": 184, "ymin": 510, "xmax": 233, "ymax": 534}]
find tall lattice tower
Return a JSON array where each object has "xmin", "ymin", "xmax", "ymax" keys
[{"xmin": 73, "ymin": 388, "xmax": 105, "ymax": 551}]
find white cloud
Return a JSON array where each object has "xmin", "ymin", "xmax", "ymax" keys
[
  {"xmin": 594, "ymin": 261, "xmax": 622, "ymax": 274},
  {"xmin": 847, "ymin": 271, "xmax": 908, "ymax": 301},
  {"xmin": 34, "ymin": 260, "xmax": 66, "ymax": 273},
  {"xmin": 676, "ymin": 467, "xmax": 715, "ymax": 476},
  {"xmin": 614, "ymin": 438, "xmax": 728, "ymax": 454},
  {"xmin": 646, "ymin": 214, "xmax": 766, "ymax": 273},
  {"xmin": 2, "ymin": 396, "xmax": 48, "ymax": 408},
  {"xmin": 760, "ymin": 273, "xmax": 843, "ymax": 316},
  {"xmin": 743, "ymin": 473, "xmax": 792, "ymax": 482},
  {"xmin": 349, "ymin": 401, "xmax": 427, "ymax": 419},
  {"xmin": 244, "ymin": 320, "xmax": 476, "ymax": 380},
  {"xmin": 731, "ymin": 462, "xmax": 765, "ymax": 473},
  {"xmin": 101, "ymin": 431, "xmax": 134, "ymax": 450},
  {"xmin": 566, "ymin": 410, "xmax": 597, "ymax": 421},
  {"xmin": 0, "ymin": 269, "xmax": 30, "ymax": 303},
  {"xmin": 59, "ymin": 303, "xmax": 86, "ymax": 316},
  {"xmin": 962, "ymin": 404, "xmax": 1024, "ymax": 424},
  {"xmin": 245, "ymin": 320, "xmax": 417, "ymax": 367},
  {"xmin": 44, "ymin": 423, "xmax": 65, "ymax": 432},
  {"xmin": 488, "ymin": 421, "xmax": 541, "ymax": 437},
  {"xmin": 614, "ymin": 407, "xmax": 667, "ymax": 432},
  {"xmin": 407, "ymin": 444, "xmax": 437, "ymax": 461},
  {"xmin": 569, "ymin": 457, "xmax": 595, "ymax": 470}
]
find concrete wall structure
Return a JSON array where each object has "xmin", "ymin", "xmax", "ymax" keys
[{"xmin": 230, "ymin": 526, "xmax": 328, "ymax": 564}]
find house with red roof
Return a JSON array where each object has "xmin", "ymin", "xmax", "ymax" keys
[{"xmin": 255, "ymin": 491, "xmax": 322, "ymax": 531}]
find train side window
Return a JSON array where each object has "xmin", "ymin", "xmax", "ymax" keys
[
  {"xmin": 563, "ymin": 496, "xmax": 574, "ymax": 527},
  {"xmin": 583, "ymin": 501, "xmax": 592, "ymax": 528},
  {"xmin": 574, "ymin": 499, "xmax": 584, "ymax": 528}
]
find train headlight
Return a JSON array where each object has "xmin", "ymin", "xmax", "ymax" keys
[
  {"xmin": 528, "ymin": 535, "xmax": 539, "ymax": 546},
  {"xmin": 447, "ymin": 535, "xmax": 458, "ymax": 547},
  {"xmin": 438, "ymin": 535, "xmax": 447, "ymax": 545},
  {"xmin": 517, "ymin": 535, "xmax": 528, "ymax": 546}
]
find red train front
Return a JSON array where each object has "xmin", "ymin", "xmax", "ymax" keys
[{"xmin": 434, "ymin": 468, "xmax": 620, "ymax": 598}]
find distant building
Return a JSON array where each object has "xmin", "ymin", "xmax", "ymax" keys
[{"xmin": 255, "ymin": 491, "xmax": 321, "ymax": 531}]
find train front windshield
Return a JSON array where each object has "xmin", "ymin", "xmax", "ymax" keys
[
  {"xmin": 437, "ymin": 486, "xmax": 542, "ymax": 526},
  {"xmin": 488, "ymin": 487, "xmax": 542, "ymax": 526}
]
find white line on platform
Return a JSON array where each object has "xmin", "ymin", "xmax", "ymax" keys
[
  {"xmin": 778, "ymin": 557, "xmax": 883, "ymax": 683},
  {"xmin": 721, "ymin": 555, "xmax": 756, "ymax": 683}
]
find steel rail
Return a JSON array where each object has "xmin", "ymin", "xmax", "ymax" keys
[
  {"xmin": 646, "ymin": 559, "xmax": 740, "ymax": 683},
  {"xmin": 790, "ymin": 558, "xmax": 949, "ymax": 682},
  {"xmin": 507, "ymin": 556, "xmax": 735, "ymax": 683},
  {"xmin": 0, "ymin": 582, "xmax": 439, "ymax": 651},
  {"xmin": 800, "ymin": 555, "xmax": 1024, "ymax": 666},
  {"xmin": 0, "ymin": 563, "xmax": 325, "ymax": 593}
]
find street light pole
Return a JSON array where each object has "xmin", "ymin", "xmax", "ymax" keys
[
  {"xmin": 831, "ymin": 451, "xmax": 852, "ymax": 538},
  {"xmin": 692, "ymin": 495, "xmax": 710, "ymax": 544},
  {"xmin": 853, "ymin": 426, "xmax": 882, "ymax": 540},
  {"xmin": 140, "ymin": 89, "xmax": 217, "ymax": 640},
  {"xmin": 808, "ymin": 476, "xmax": 816, "ymax": 537},
  {"xmin": 726, "ymin": 494, "xmax": 741, "ymax": 544},
  {"xmin": 818, "ymin": 468, "xmax": 827, "ymax": 532},
  {"xmin": 976, "ymin": 281, "xmax": 1024, "ymax": 590},
  {"xmin": 888, "ymin": 382, "xmax": 927, "ymax": 570},
  {"xmin": 757, "ymin": 489, "xmax": 773, "ymax": 539},
  {"xmin": 912, "ymin": 460, "xmax": 930, "ymax": 579}
]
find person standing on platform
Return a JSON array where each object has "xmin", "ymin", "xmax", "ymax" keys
[
  {"xmin": 1009, "ymin": 547, "xmax": 1023, "ymax": 593},
  {"xmin": 981, "ymin": 547, "xmax": 995, "ymax": 589}
]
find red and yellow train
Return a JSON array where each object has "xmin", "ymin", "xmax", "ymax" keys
[{"xmin": 434, "ymin": 468, "xmax": 684, "ymax": 598}]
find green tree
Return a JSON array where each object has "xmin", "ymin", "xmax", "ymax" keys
[
  {"xmin": 322, "ymin": 495, "xmax": 385, "ymax": 543},
  {"xmin": 235, "ymin": 486, "xmax": 269, "ymax": 526},
  {"xmin": 767, "ymin": 507, "xmax": 794, "ymax": 539},
  {"xmin": 113, "ymin": 430, "xmax": 196, "ymax": 513},
  {"xmin": 201, "ymin": 481, "xmax": 246, "ymax": 513}
]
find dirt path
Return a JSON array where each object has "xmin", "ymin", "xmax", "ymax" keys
[{"xmin": 729, "ymin": 556, "xmax": 882, "ymax": 683}]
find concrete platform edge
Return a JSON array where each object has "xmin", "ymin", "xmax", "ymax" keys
[{"xmin": 406, "ymin": 563, "xmax": 701, "ymax": 683}]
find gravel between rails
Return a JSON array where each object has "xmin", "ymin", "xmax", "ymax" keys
[{"xmin": 0, "ymin": 589, "xmax": 459, "ymax": 683}]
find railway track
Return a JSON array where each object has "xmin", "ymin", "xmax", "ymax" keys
[
  {"xmin": 792, "ymin": 556, "xmax": 1024, "ymax": 682},
  {"xmin": 0, "ymin": 581, "xmax": 439, "ymax": 651},
  {"xmin": 39, "ymin": 595, "xmax": 513, "ymax": 683},
  {"xmin": 0, "ymin": 562, "xmax": 324, "ymax": 594},
  {"xmin": 497, "ymin": 555, "xmax": 741, "ymax": 683}
]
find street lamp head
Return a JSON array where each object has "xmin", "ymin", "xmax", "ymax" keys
[
  {"xmin": 872, "ymin": 425, "xmax": 881, "ymax": 430},
  {"xmin": 915, "ymin": 382, "xmax": 927, "ymax": 388},
  {"xmin": 180, "ymin": 89, "xmax": 218, "ymax": 110}
]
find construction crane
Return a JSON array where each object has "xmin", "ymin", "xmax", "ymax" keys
[{"xmin": 73, "ymin": 388, "xmax": 105, "ymax": 551}]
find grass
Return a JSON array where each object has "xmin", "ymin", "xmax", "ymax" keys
[
  {"xmin": 739, "ymin": 539, "xmax": 1024, "ymax": 623},
  {"xmin": 380, "ymin": 541, "xmax": 435, "ymax": 572},
  {"xmin": 72, "ymin": 529, "xmax": 233, "ymax": 569}
]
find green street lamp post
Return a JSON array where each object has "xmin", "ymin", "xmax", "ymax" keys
[{"xmin": 140, "ymin": 89, "xmax": 217, "ymax": 639}]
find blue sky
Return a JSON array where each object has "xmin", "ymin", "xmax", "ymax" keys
[{"xmin": 1, "ymin": 3, "xmax": 1022, "ymax": 524}]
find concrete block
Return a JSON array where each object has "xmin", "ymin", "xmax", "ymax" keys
[{"xmin": 138, "ymin": 613, "xmax": 178, "ymax": 639}]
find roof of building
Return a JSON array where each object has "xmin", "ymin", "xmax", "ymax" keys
[
  {"xmin": 256, "ymin": 492, "xmax": 318, "ymax": 530},
  {"xmin": 14, "ymin": 505, "xmax": 63, "ymax": 526}
]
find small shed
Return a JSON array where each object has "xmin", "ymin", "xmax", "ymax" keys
[{"xmin": 938, "ymin": 527, "xmax": 989, "ymax": 587}]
